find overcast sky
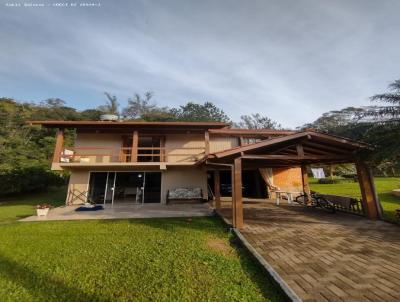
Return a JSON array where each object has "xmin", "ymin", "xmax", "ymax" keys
[{"xmin": 0, "ymin": 0, "xmax": 399, "ymax": 128}]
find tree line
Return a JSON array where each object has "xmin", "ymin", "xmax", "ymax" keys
[
  {"xmin": 0, "ymin": 95, "xmax": 279, "ymax": 195},
  {"xmin": 0, "ymin": 79, "xmax": 398, "ymax": 195}
]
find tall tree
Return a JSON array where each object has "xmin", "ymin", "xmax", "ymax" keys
[
  {"xmin": 98, "ymin": 92, "xmax": 119, "ymax": 115},
  {"xmin": 171, "ymin": 102, "xmax": 230, "ymax": 123},
  {"xmin": 368, "ymin": 79, "xmax": 400, "ymax": 123},
  {"xmin": 237, "ymin": 113, "xmax": 281, "ymax": 129},
  {"xmin": 122, "ymin": 92, "xmax": 155, "ymax": 119}
]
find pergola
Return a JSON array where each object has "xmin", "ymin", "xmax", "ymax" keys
[{"xmin": 206, "ymin": 131, "xmax": 381, "ymax": 229}]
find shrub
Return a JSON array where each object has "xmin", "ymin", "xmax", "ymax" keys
[
  {"xmin": 317, "ymin": 177, "xmax": 352, "ymax": 184},
  {"xmin": 0, "ymin": 166, "xmax": 66, "ymax": 196}
]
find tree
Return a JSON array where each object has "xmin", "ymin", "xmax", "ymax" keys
[
  {"xmin": 98, "ymin": 92, "xmax": 119, "ymax": 115},
  {"xmin": 236, "ymin": 113, "xmax": 281, "ymax": 129},
  {"xmin": 40, "ymin": 98, "xmax": 66, "ymax": 108},
  {"xmin": 171, "ymin": 102, "xmax": 230, "ymax": 123},
  {"xmin": 368, "ymin": 79, "xmax": 400, "ymax": 123},
  {"xmin": 80, "ymin": 109, "xmax": 104, "ymax": 120},
  {"xmin": 301, "ymin": 107, "xmax": 367, "ymax": 132},
  {"xmin": 122, "ymin": 92, "xmax": 155, "ymax": 119}
]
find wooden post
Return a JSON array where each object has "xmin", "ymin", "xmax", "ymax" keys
[
  {"xmin": 231, "ymin": 165, "xmax": 236, "ymax": 227},
  {"xmin": 160, "ymin": 136, "xmax": 165, "ymax": 162},
  {"xmin": 233, "ymin": 157, "xmax": 243, "ymax": 229},
  {"xmin": 301, "ymin": 164, "xmax": 310, "ymax": 197},
  {"xmin": 205, "ymin": 131, "xmax": 210, "ymax": 156},
  {"xmin": 131, "ymin": 130, "xmax": 139, "ymax": 162},
  {"xmin": 52, "ymin": 129, "xmax": 64, "ymax": 163},
  {"xmin": 355, "ymin": 161, "xmax": 381, "ymax": 219},
  {"xmin": 214, "ymin": 170, "xmax": 221, "ymax": 210}
]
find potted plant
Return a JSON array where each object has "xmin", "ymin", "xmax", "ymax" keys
[{"xmin": 36, "ymin": 204, "xmax": 52, "ymax": 216}]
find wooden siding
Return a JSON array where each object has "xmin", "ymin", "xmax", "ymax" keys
[{"xmin": 210, "ymin": 136, "xmax": 239, "ymax": 153}]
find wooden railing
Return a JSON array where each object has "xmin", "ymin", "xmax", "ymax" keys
[{"xmin": 59, "ymin": 146, "xmax": 205, "ymax": 164}]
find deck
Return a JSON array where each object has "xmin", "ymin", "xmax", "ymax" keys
[{"xmin": 219, "ymin": 200, "xmax": 400, "ymax": 302}]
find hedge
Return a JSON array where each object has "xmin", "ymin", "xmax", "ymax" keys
[{"xmin": 0, "ymin": 167, "xmax": 66, "ymax": 196}]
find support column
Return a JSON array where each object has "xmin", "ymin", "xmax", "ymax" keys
[
  {"xmin": 205, "ymin": 131, "xmax": 210, "ymax": 156},
  {"xmin": 52, "ymin": 129, "xmax": 64, "ymax": 163},
  {"xmin": 301, "ymin": 164, "xmax": 310, "ymax": 196},
  {"xmin": 232, "ymin": 157, "xmax": 243, "ymax": 229},
  {"xmin": 214, "ymin": 170, "xmax": 221, "ymax": 211},
  {"xmin": 131, "ymin": 130, "xmax": 139, "ymax": 162},
  {"xmin": 355, "ymin": 161, "xmax": 381, "ymax": 219},
  {"xmin": 160, "ymin": 136, "xmax": 166, "ymax": 162}
]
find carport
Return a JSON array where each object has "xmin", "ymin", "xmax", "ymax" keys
[{"xmin": 207, "ymin": 130, "xmax": 381, "ymax": 228}]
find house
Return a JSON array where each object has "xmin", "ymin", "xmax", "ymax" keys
[{"xmin": 30, "ymin": 120, "xmax": 381, "ymax": 228}]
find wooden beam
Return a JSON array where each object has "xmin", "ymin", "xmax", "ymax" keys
[
  {"xmin": 304, "ymin": 141, "xmax": 351, "ymax": 154},
  {"xmin": 205, "ymin": 131, "xmax": 210, "ymax": 156},
  {"xmin": 131, "ymin": 130, "xmax": 139, "ymax": 162},
  {"xmin": 242, "ymin": 154, "xmax": 353, "ymax": 161},
  {"xmin": 233, "ymin": 157, "xmax": 243, "ymax": 229},
  {"xmin": 52, "ymin": 129, "xmax": 64, "ymax": 163},
  {"xmin": 214, "ymin": 132, "xmax": 310, "ymax": 158},
  {"xmin": 214, "ymin": 170, "xmax": 221, "ymax": 210},
  {"xmin": 355, "ymin": 161, "xmax": 381, "ymax": 219},
  {"xmin": 301, "ymin": 164, "xmax": 311, "ymax": 197},
  {"xmin": 296, "ymin": 144, "xmax": 304, "ymax": 157}
]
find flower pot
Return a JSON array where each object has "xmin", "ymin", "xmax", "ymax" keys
[{"xmin": 37, "ymin": 208, "xmax": 50, "ymax": 216}]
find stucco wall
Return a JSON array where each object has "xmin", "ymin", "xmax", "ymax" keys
[
  {"xmin": 160, "ymin": 167, "xmax": 208, "ymax": 204},
  {"xmin": 164, "ymin": 134, "xmax": 205, "ymax": 162},
  {"xmin": 272, "ymin": 167, "xmax": 303, "ymax": 192},
  {"xmin": 74, "ymin": 133, "xmax": 123, "ymax": 163},
  {"xmin": 66, "ymin": 170, "xmax": 90, "ymax": 205},
  {"xmin": 209, "ymin": 136, "xmax": 239, "ymax": 153}
]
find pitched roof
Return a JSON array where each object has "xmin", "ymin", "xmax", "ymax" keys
[
  {"xmin": 28, "ymin": 120, "xmax": 229, "ymax": 129},
  {"xmin": 210, "ymin": 130, "xmax": 369, "ymax": 159},
  {"xmin": 208, "ymin": 128, "xmax": 295, "ymax": 136}
]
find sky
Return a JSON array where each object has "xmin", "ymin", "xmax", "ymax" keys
[{"xmin": 0, "ymin": 0, "xmax": 399, "ymax": 128}]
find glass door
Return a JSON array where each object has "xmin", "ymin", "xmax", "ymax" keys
[
  {"xmin": 104, "ymin": 172, "xmax": 116, "ymax": 204},
  {"xmin": 113, "ymin": 172, "xmax": 145, "ymax": 204}
]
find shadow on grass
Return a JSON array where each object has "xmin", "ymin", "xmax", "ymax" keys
[
  {"xmin": 104, "ymin": 215, "xmax": 288, "ymax": 301},
  {"xmin": 229, "ymin": 236, "xmax": 290, "ymax": 302},
  {"xmin": 0, "ymin": 253, "xmax": 98, "ymax": 301},
  {"xmin": 99, "ymin": 214, "xmax": 227, "ymax": 235}
]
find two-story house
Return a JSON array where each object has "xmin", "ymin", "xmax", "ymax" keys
[{"xmin": 30, "ymin": 120, "xmax": 380, "ymax": 228}]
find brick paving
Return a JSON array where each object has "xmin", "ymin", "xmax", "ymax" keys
[{"xmin": 219, "ymin": 201, "xmax": 400, "ymax": 302}]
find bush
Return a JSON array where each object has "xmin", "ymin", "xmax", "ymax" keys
[
  {"xmin": 0, "ymin": 166, "xmax": 66, "ymax": 196},
  {"xmin": 317, "ymin": 177, "xmax": 352, "ymax": 184}
]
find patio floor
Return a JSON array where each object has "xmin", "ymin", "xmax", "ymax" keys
[
  {"xmin": 219, "ymin": 200, "xmax": 400, "ymax": 302},
  {"xmin": 20, "ymin": 203, "xmax": 213, "ymax": 222}
]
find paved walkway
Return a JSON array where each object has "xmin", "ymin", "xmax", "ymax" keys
[
  {"xmin": 21, "ymin": 203, "xmax": 213, "ymax": 221},
  {"xmin": 219, "ymin": 200, "xmax": 400, "ymax": 302}
]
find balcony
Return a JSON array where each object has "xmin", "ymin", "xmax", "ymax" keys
[{"xmin": 58, "ymin": 146, "xmax": 206, "ymax": 165}]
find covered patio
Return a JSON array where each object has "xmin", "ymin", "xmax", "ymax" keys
[{"xmin": 207, "ymin": 130, "xmax": 382, "ymax": 228}]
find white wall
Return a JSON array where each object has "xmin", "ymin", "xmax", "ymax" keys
[{"xmin": 160, "ymin": 167, "xmax": 208, "ymax": 204}]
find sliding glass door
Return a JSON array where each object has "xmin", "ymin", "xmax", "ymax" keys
[{"xmin": 88, "ymin": 172, "xmax": 161, "ymax": 204}]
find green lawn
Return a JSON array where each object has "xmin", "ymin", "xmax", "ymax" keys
[
  {"xmin": 309, "ymin": 177, "xmax": 400, "ymax": 222},
  {"xmin": 0, "ymin": 189, "xmax": 286, "ymax": 302}
]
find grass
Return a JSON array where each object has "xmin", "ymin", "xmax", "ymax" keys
[
  {"xmin": 0, "ymin": 187, "xmax": 67, "ymax": 225},
  {"xmin": 309, "ymin": 177, "xmax": 400, "ymax": 222},
  {"xmin": 0, "ymin": 189, "xmax": 286, "ymax": 302}
]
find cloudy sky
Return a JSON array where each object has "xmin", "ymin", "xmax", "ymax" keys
[{"xmin": 0, "ymin": 0, "xmax": 399, "ymax": 128}]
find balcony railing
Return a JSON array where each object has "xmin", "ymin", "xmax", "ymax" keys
[{"xmin": 59, "ymin": 146, "xmax": 205, "ymax": 164}]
